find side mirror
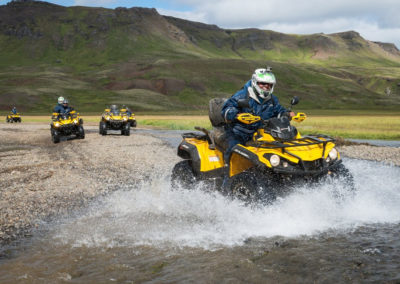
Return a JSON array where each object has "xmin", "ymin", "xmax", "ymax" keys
[
  {"xmin": 237, "ymin": 99, "xmax": 250, "ymax": 109},
  {"xmin": 290, "ymin": 96, "xmax": 299, "ymax": 106}
]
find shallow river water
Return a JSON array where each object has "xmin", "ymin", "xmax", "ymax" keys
[{"xmin": 1, "ymin": 131, "xmax": 400, "ymax": 283}]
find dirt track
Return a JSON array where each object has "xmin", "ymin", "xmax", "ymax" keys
[
  {"xmin": 1, "ymin": 122, "xmax": 399, "ymax": 246},
  {"xmin": 0, "ymin": 123, "xmax": 179, "ymax": 245}
]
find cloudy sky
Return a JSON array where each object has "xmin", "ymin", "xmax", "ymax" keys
[{"xmin": 1, "ymin": 0, "xmax": 399, "ymax": 48}]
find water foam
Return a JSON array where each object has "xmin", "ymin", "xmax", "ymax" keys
[{"xmin": 52, "ymin": 158, "xmax": 400, "ymax": 249}]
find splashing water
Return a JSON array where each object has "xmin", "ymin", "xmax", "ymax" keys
[{"xmin": 51, "ymin": 158, "xmax": 400, "ymax": 250}]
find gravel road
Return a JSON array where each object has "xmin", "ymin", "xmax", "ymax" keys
[{"xmin": 0, "ymin": 123, "xmax": 399, "ymax": 246}]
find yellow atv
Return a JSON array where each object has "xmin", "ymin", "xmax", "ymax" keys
[
  {"xmin": 99, "ymin": 108, "xmax": 130, "ymax": 136},
  {"xmin": 6, "ymin": 113, "xmax": 21, "ymax": 123},
  {"xmin": 171, "ymin": 97, "xmax": 353, "ymax": 203},
  {"xmin": 50, "ymin": 110, "xmax": 85, "ymax": 143},
  {"xmin": 120, "ymin": 108, "xmax": 137, "ymax": 127}
]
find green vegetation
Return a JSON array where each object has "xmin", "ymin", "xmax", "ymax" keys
[
  {"xmin": 138, "ymin": 115, "xmax": 400, "ymax": 140},
  {"xmin": 1, "ymin": 1, "xmax": 400, "ymax": 118},
  {"xmin": 7, "ymin": 114, "xmax": 400, "ymax": 140}
]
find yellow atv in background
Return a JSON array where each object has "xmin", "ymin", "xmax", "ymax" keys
[
  {"xmin": 171, "ymin": 97, "xmax": 353, "ymax": 203},
  {"xmin": 6, "ymin": 113, "xmax": 22, "ymax": 123},
  {"xmin": 120, "ymin": 107, "xmax": 137, "ymax": 127},
  {"xmin": 99, "ymin": 108, "xmax": 130, "ymax": 136},
  {"xmin": 50, "ymin": 110, "xmax": 85, "ymax": 143}
]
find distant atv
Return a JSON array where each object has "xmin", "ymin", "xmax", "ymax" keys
[
  {"xmin": 50, "ymin": 110, "xmax": 85, "ymax": 143},
  {"xmin": 120, "ymin": 107, "xmax": 137, "ymax": 127},
  {"xmin": 6, "ymin": 113, "xmax": 22, "ymax": 123},
  {"xmin": 172, "ymin": 96, "xmax": 353, "ymax": 203},
  {"xmin": 99, "ymin": 108, "xmax": 130, "ymax": 136}
]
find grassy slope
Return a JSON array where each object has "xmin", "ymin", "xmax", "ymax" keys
[{"xmin": 0, "ymin": 3, "xmax": 400, "ymax": 115}]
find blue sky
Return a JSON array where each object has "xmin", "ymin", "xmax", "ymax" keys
[{"xmin": 1, "ymin": 0, "xmax": 399, "ymax": 48}]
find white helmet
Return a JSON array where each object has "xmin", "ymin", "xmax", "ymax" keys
[
  {"xmin": 251, "ymin": 68, "xmax": 276, "ymax": 100},
  {"xmin": 58, "ymin": 96, "xmax": 65, "ymax": 104}
]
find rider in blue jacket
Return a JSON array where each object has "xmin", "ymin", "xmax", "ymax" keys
[
  {"xmin": 221, "ymin": 68, "xmax": 294, "ymax": 167},
  {"xmin": 53, "ymin": 96, "xmax": 65, "ymax": 113},
  {"xmin": 11, "ymin": 107, "xmax": 17, "ymax": 114}
]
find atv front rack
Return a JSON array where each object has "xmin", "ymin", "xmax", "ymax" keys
[
  {"xmin": 255, "ymin": 134, "xmax": 334, "ymax": 148},
  {"xmin": 253, "ymin": 134, "xmax": 335, "ymax": 157}
]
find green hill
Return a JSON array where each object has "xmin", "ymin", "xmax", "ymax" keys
[{"xmin": 1, "ymin": 0, "xmax": 400, "ymax": 114}]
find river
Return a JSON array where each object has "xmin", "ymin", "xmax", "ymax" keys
[{"xmin": 0, "ymin": 130, "xmax": 399, "ymax": 283}]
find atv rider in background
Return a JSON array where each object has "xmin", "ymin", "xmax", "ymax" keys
[
  {"xmin": 122, "ymin": 105, "xmax": 132, "ymax": 116},
  {"xmin": 53, "ymin": 96, "xmax": 65, "ymax": 114},
  {"xmin": 221, "ymin": 67, "xmax": 295, "ymax": 186},
  {"xmin": 53, "ymin": 98, "xmax": 73, "ymax": 118},
  {"xmin": 11, "ymin": 107, "xmax": 17, "ymax": 114},
  {"xmin": 109, "ymin": 104, "xmax": 119, "ymax": 114},
  {"xmin": 61, "ymin": 99, "xmax": 73, "ymax": 113}
]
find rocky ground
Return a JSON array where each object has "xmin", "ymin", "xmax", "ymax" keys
[
  {"xmin": 0, "ymin": 122, "xmax": 179, "ymax": 246},
  {"xmin": 0, "ymin": 122, "xmax": 399, "ymax": 246}
]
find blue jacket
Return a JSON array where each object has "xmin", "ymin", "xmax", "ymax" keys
[
  {"xmin": 221, "ymin": 80, "xmax": 287, "ymax": 139},
  {"xmin": 11, "ymin": 108, "xmax": 17, "ymax": 114},
  {"xmin": 53, "ymin": 104, "xmax": 72, "ymax": 114}
]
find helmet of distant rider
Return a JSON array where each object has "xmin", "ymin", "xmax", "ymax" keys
[
  {"xmin": 58, "ymin": 96, "xmax": 65, "ymax": 104},
  {"xmin": 63, "ymin": 99, "xmax": 69, "ymax": 105},
  {"xmin": 251, "ymin": 68, "xmax": 276, "ymax": 100}
]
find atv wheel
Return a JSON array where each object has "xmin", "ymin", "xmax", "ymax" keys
[
  {"xmin": 52, "ymin": 130, "xmax": 60, "ymax": 144},
  {"xmin": 327, "ymin": 163, "xmax": 355, "ymax": 191},
  {"xmin": 6, "ymin": 117, "xmax": 9, "ymax": 123},
  {"xmin": 77, "ymin": 126, "xmax": 85, "ymax": 139},
  {"xmin": 122, "ymin": 123, "xmax": 130, "ymax": 136},
  {"xmin": 131, "ymin": 121, "xmax": 137, "ymax": 127},
  {"xmin": 171, "ymin": 160, "xmax": 197, "ymax": 189},
  {"xmin": 99, "ymin": 122, "xmax": 107, "ymax": 135},
  {"xmin": 230, "ymin": 171, "xmax": 275, "ymax": 204}
]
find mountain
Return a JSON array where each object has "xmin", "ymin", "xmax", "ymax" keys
[{"xmin": 1, "ymin": 0, "xmax": 400, "ymax": 113}]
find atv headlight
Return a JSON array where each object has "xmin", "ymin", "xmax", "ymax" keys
[
  {"xmin": 270, "ymin": 154, "xmax": 280, "ymax": 167},
  {"xmin": 73, "ymin": 119, "xmax": 78, "ymax": 124},
  {"xmin": 327, "ymin": 148, "xmax": 338, "ymax": 162},
  {"xmin": 123, "ymin": 117, "xmax": 128, "ymax": 121},
  {"xmin": 54, "ymin": 122, "xmax": 60, "ymax": 127},
  {"xmin": 105, "ymin": 116, "xmax": 110, "ymax": 121}
]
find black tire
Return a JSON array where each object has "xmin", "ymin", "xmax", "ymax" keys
[
  {"xmin": 131, "ymin": 120, "xmax": 137, "ymax": 127},
  {"xmin": 230, "ymin": 170, "xmax": 275, "ymax": 204},
  {"xmin": 327, "ymin": 163, "xmax": 355, "ymax": 191},
  {"xmin": 77, "ymin": 126, "xmax": 85, "ymax": 139},
  {"xmin": 209, "ymin": 98, "xmax": 227, "ymax": 127},
  {"xmin": 6, "ymin": 117, "xmax": 9, "ymax": 123},
  {"xmin": 171, "ymin": 160, "xmax": 197, "ymax": 188},
  {"xmin": 99, "ymin": 121, "xmax": 107, "ymax": 135},
  {"xmin": 52, "ymin": 130, "xmax": 60, "ymax": 144},
  {"xmin": 123, "ymin": 123, "xmax": 130, "ymax": 136}
]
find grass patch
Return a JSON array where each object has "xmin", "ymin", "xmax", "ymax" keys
[{"xmin": 4, "ymin": 114, "xmax": 400, "ymax": 140}]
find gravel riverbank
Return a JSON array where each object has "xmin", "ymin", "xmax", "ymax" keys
[
  {"xmin": 0, "ymin": 123, "xmax": 179, "ymax": 246},
  {"xmin": 0, "ymin": 123, "xmax": 399, "ymax": 246}
]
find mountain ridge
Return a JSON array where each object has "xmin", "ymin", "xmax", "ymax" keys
[{"xmin": 0, "ymin": 0, "xmax": 399, "ymax": 113}]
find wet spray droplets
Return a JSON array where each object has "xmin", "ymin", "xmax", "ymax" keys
[{"xmin": 51, "ymin": 158, "xmax": 400, "ymax": 249}]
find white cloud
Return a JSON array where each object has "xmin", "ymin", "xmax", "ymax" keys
[{"xmin": 160, "ymin": 0, "xmax": 400, "ymax": 48}]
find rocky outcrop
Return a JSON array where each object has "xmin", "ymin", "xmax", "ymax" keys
[{"xmin": 373, "ymin": 41, "xmax": 400, "ymax": 56}]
